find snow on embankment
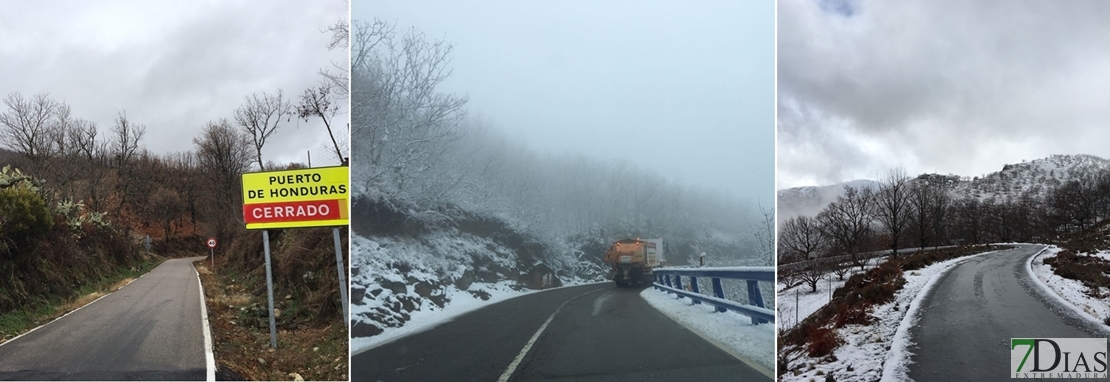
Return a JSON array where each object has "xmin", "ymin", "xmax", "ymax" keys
[
  {"xmin": 641, "ymin": 288, "xmax": 774, "ymax": 374},
  {"xmin": 781, "ymin": 250, "xmax": 996, "ymax": 382},
  {"xmin": 1029, "ymin": 246, "xmax": 1110, "ymax": 327},
  {"xmin": 349, "ymin": 229, "xmax": 580, "ymax": 352}
]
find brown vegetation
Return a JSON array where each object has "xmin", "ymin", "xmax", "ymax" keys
[
  {"xmin": 1045, "ymin": 220, "xmax": 1110, "ymax": 302},
  {"xmin": 196, "ymin": 227, "xmax": 348, "ymax": 381},
  {"xmin": 0, "ymin": 87, "xmax": 349, "ymax": 376},
  {"xmin": 778, "ymin": 245, "xmax": 1004, "ymax": 374}
]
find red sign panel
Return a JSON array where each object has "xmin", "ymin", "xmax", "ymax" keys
[{"xmin": 243, "ymin": 199, "xmax": 343, "ymax": 224}]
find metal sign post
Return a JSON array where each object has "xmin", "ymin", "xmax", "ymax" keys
[
  {"xmin": 206, "ymin": 238, "xmax": 218, "ymax": 267},
  {"xmin": 333, "ymin": 227, "xmax": 349, "ymax": 323},
  {"xmin": 238, "ymin": 166, "xmax": 349, "ymax": 348},
  {"xmin": 263, "ymin": 230, "xmax": 277, "ymax": 349}
]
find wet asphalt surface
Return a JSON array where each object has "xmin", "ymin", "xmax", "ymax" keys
[
  {"xmin": 352, "ymin": 282, "xmax": 770, "ymax": 382},
  {"xmin": 907, "ymin": 244, "xmax": 1109, "ymax": 381},
  {"xmin": 0, "ymin": 257, "xmax": 208, "ymax": 381}
]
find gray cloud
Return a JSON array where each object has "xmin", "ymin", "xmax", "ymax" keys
[
  {"xmin": 355, "ymin": 0, "xmax": 774, "ymax": 205},
  {"xmin": 0, "ymin": 0, "xmax": 349, "ymax": 167},
  {"xmin": 778, "ymin": 0, "xmax": 1110, "ymax": 189}
]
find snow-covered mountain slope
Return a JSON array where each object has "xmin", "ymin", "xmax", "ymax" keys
[
  {"xmin": 951, "ymin": 154, "xmax": 1110, "ymax": 200},
  {"xmin": 777, "ymin": 179, "xmax": 880, "ymax": 222},
  {"xmin": 777, "ymin": 154, "xmax": 1110, "ymax": 220}
]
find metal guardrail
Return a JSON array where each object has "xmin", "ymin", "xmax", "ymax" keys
[{"xmin": 652, "ymin": 267, "xmax": 774, "ymax": 325}]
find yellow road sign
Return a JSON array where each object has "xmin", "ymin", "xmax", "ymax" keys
[{"xmin": 241, "ymin": 166, "xmax": 349, "ymax": 229}]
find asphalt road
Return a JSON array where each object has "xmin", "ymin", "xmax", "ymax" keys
[
  {"xmin": 352, "ymin": 282, "xmax": 770, "ymax": 382},
  {"xmin": 0, "ymin": 257, "xmax": 210, "ymax": 381},
  {"xmin": 907, "ymin": 244, "xmax": 1109, "ymax": 381}
]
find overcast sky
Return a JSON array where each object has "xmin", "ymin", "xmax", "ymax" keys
[
  {"xmin": 355, "ymin": 0, "xmax": 775, "ymax": 205},
  {"xmin": 778, "ymin": 0, "xmax": 1110, "ymax": 189},
  {"xmin": 0, "ymin": 0, "xmax": 348, "ymax": 168}
]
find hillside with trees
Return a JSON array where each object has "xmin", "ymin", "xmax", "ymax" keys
[
  {"xmin": 348, "ymin": 18, "xmax": 772, "ymax": 340},
  {"xmin": 777, "ymin": 158, "xmax": 1110, "ymax": 378},
  {"xmin": 778, "ymin": 154, "xmax": 1110, "ymax": 270},
  {"xmin": 0, "ymin": 85, "xmax": 348, "ymax": 379}
]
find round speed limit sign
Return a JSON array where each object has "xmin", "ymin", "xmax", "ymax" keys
[{"xmin": 206, "ymin": 238, "xmax": 217, "ymax": 249}]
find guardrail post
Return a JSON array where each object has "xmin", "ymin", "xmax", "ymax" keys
[
  {"xmin": 746, "ymin": 280, "xmax": 767, "ymax": 324},
  {"xmin": 711, "ymin": 277, "xmax": 726, "ymax": 313},
  {"xmin": 690, "ymin": 276, "xmax": 701, "ymax": 304},
  {"xmin": 675, "ymin": 275, "xmax": 683, "ymax": 291},
  {"xmin": 665, "ymin": 274, "xmax": 672, "ymax": 288}
]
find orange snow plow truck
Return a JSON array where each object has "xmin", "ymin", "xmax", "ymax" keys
[{"xmin": 603, "ymin": 238, "xmax": 662, "ymax": 287}]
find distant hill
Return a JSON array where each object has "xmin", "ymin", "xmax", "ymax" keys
[
  {"xmin": 777, "ymin": 179, "xmax": 879, "ymax": 223},
  {"xmin": 0, "ymin": 147, "xmax": 25, "ymax": 168},
  {"xmin": 952, "ymin": 154, "xmax": 1110, "ymax": 200},
  {"xmin": 777, "ymin": 154, "xmax": 1110, "ymax": 221}
]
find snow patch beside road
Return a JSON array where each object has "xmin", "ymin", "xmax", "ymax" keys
[
  {"xmin": 351, "ymin": 280, "xmax": 532, "ymax": 354},
  {"xmin": 640, "ymin": 287, "xmax": 774, "ymax": 374},
  {"xmin": 1028, "ymin": 246, "xmax": 1110, "ymax": 328},
  {"xmin": 780, "ymin": 250, "xmax": 995, "ymax": 382}
]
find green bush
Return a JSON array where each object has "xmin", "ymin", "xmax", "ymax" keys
[{"xmin": 0, "ymin": 186, "xmax": 54, "ymax": 250}]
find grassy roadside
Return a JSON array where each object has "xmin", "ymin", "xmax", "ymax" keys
[
  {"xmin": 194, "ymin": 260, "xmax": 347, "ymax": 381},
  {"xmin": 0, "ymin": 254, "xmax": 166, "ymax": 344}
]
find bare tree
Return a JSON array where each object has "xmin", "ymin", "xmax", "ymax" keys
[
  {"xmin": 748, "ymin": 202, "xmax": 775, "ymax": 266},
  {"xmin": 779, "ymin": 215, "xmax": 826, "ymax": 262},
  {"xmin": 320, "ymin": 0, "xmax": 351, "ymax": 97},
  {"xmin": 1050, "ymin": 178, "xmax": 1100, "ymax": 232},
  {"xmin": 44, "ymin": 103, "xmax": 78, "ymax": 197},
  {"xmin": 235, "ymin": 90, "xmax": 291, "ymax": 171},
  {"xmin": 350, "ymin": 19, "xmax": 394, "ymax": 79},
  {"xmin": 110, "ymin": 111, "xmax": 145, "ymax": 169},
  {"xmin": 109, "ymin": 111, "xmax": 147, "ymax": 216},
  {"xmin": 817, "ymin": 185, "xmax": 875, "ymax": 270},
  {"xmin": 351, "ymin": 19, "xmax": 468, "ymax": 197},
  {"xmin": 68, "ymin": 119, "xmax": 111, "ymax": 211},
  {"xmin": 194, "ymin": 119, "xmax": 253, "ymax": 242},
  {"xmin": 0, "ymin": 92, "xmax": 59, "ymax": 171},
  {"xmin": 797, "ymin": 263, "xmax": 828, "ymax": 293},
  {"xmin": 908, "ymin": 176, "xmax": 951, "ymax": 248},
  {"xmin": 296, "ymin": 85, "xmax": 345, "ymax": 163},
  {"xmin": 166, "ymin": 151, "xmax": 201, "ymax": 231},
  {"xmin": 953, "ymin": 197, "xmax": 985, "ymax": 244},
  {"xmin": 149, "ymin": 186, "xmax": 184, "ymax": 238},
  {"xmin": 873, "ymin": 168, "xmax": 912, "ymax": 256}
]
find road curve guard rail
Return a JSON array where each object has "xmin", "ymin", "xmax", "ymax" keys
[{"xmin": 652, "ymin": 266, "xmax": 774, "ymax": 325}]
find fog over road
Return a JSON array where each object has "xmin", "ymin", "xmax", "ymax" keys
[
  {"xmin": 908, "ymin": 245, "xmax": 1109, "ymax": 381},
  {"xmin": 0, "ymin": 257, "xmax": 211, "ymax": 381},
  {"xmin": 352, "ymin": 282, "xmax": 770, "ymax": 382}
]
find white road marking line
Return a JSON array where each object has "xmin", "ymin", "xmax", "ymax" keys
[
  {"xmin": 497, "ymin": 287, "xmax": 608, "ymax": 382},
  {"xmin": 591, "ymin": 291, "xmax": 613, "ymax": 317},
  {"xmin": 194, "ymin": 263, "xmax": 217, "ymax": 382}
]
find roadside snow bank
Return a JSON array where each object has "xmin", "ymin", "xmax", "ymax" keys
[
  {"xmin": 351, "ymin": 279, "xmax": 530, "ymax": 354},
  {"xmin": 781, "ymin": 251, "xmax": 995, "ymax": 382},
  {"xmin": 640, "ymin": 287, "xmax": 774, "ymax": 374},
  {"xmin": 350, "ymin": 232, "xmax": 603, "ymax": 355},
  {"xmin": 1028, "ymin": 246, "xmax": 1110, "ymax": 327}
]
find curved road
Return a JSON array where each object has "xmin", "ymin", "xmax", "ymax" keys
[
  {"xmin": 908, "ymin": 244, "xmax": 1109, "ymax": 381},
  {"xmin": 352, "ymin": 282, "xmax": 770, "ymax": 382},
  {"xmin": 0, "ymin": 257, "xmax": 210, "ymax": 381}
]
